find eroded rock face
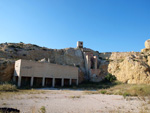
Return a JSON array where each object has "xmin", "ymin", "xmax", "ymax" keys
[{"xmin": 108, "ymin": 55, "xmax": 150, "ymax": 84}]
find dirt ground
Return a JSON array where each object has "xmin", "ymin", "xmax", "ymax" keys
[{"xmin": 0, "ymin": 89, "xmax": 149, "ymax": 113}]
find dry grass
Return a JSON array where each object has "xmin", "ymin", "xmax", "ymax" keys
[
  {"xmin": 84, "ymin": 82, "xmax": 150, "ymax": 97},
  {"xmin": 0, "ymin": 83, "xmax": 18, "ymax": 92},
  {"xmin": 0, "ymin": 89, "xmax": 47, "ymax": 100}
]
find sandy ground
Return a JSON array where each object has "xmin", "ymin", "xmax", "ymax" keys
[{"xmin": 0, "ymin": 89, "xmax": 149, "ymax": 113}]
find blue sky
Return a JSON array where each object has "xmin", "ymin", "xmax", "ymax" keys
[{"xmin": 0, "ymin": 0, "xmax": 150, "ymax": 52}]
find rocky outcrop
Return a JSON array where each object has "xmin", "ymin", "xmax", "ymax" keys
[
  {"xmin": 108, "ymin": 56, "xmax": 150, "ymax": 84},
  {"xmin": 145, "ymin": 39, "xmax": 150, "ymax": 48},
  {"xmin": 101, "ymin": 39, "xmax": 150, "ymax": 84},
  {"xmin": 141, "ymin": 39, "xmax": 150, "ymax": 52}
]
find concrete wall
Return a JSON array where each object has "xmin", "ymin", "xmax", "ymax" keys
[
  {"xmin": 14, "ymin": 59, "xmax": 21, "ymax": 77},
  {"xmin": 16, "ymin": 59, "xmax": 78, "ymax": 79}
]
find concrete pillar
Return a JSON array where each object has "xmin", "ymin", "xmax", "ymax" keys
[
  {"xmin": 94, "ymin": 56, "xmax": 98, "ymax": 69},
  {"xmin": 30, "ymin": 77, "xmax": 34, "ymax": 87},
  {"xmin": 18, "ymin": 76, "xmax": 21, "ymax": 87},
  {"xmin": 69, "ymin": 78, "xmax": 72, "ymax": 85},
  {"xmin": 86, "ymin": 55, "xmax": 91, "ymax": 70},
  {"xmin": 52, "ymin": 78, "xmax": 55, "ymax": 87},
  {"xmin": 76, "ymin": 79, "xmax": 78, "ymax": 86},
  {"xmin": 42, "ymin": 77, "xmax": 45, "ymax": 87},
  {"xmin": 61, "ymin": 78, "xmax": 64, "ymax": 87},
  {"xmin": 48, "ymin": 58, "xmax": 50, "ymax": 63}
]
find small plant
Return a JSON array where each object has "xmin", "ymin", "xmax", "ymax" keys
[
  {"xmin": 70, "ymin": 95, "xmax": 81, "ymax": 99},
  {"xmin": 100, "ymin": 90, "xmax": 107, "ymax": 94},
  {"xmin": 39, "ymin": 106, "xmax": 46, "ymax": 113},
  {"xmin": 104, "ymin": 73, "xmax": 116, "ymax": 82},
  {"xmin": 123, "ymin": 92, "xmax": 130, "ymax": 98},
  {"xmin": 2, "ymin": 103, "xmax": 7, "ymax": 105},
  {"xmin": 144, "ymin": 55, "xmax": 148, "ymax": 59}
]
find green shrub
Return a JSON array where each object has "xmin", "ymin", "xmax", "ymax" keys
[
  {"xmin": 100, "ymin": 90, "xmax": 107, "ymax": 94},
  {"xmin": 123, "ymin": 92, "xmax": 130, "ymax": 98},
  {"xmin": 104, "ymin": 73, "xmax": 116, "ymax": 82},
  {"xmin": 39, "ymin": 106, "xmax": 46, "ymax": 113},
  {"xmin": 0, "ymin": 83, "xmax": 18, "ymax": 92}
]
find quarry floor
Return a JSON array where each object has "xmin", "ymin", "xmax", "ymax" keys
[{"xmin": 0, "ymin": 89, "xmax": 149, "ymax": 113}]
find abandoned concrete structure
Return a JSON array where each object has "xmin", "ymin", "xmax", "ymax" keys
[
  {"xmin": 78, "ymin": 41, "xmax": 101, "ymax": 82},
  {"xmin": 83, "ymin": 51, "xmax": 100, "ymax": 82},
  {"xmin": 14, "ymin": 59, "xmax": 78, "ymax": 87},
  {"xmin": 13, "ymin": 41, "xmax": 102, "ymax": 87}
]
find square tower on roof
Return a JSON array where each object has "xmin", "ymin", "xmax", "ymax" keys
[{"xmin": 77, "ymin": 41, "xmax": 83, "ymax": 48}]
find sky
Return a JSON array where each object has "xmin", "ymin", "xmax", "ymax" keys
[{"xmin": 0, "ymin": 0, "xmax": 150, "ymax": 52}]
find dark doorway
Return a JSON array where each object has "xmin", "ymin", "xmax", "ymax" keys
[
  {"xmin": 91, "ymin": 57, "xmax": 94, "ymax": 69},
  {"xmin": 45, "ymin": 78, "xmax": 52, "ymax": 87},
  {"xmin": 21, "ymin": 76, "xmax": 31, "ymax": 87},
  {"xmin": 33, "ymin": 77, "xmax": 42, "ymax": 87},
  {"xmin": 64, "ymin": 79, "xmax": 70, "ymax": 86},
  {"xmin": 55, "ymin": 78, "xmax": 61, "ymax": 87},
  {"xmin": 14, "ymin": 76, "xmax": 18, "ymax": 86},
  {"xmin": 72, "ymin": 79, "xmax": 77, "ymax": 85}
]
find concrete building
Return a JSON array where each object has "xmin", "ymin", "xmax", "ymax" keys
[{"xmin": 14, "ymin": 59, "xmax": 78, "ymax": 87}]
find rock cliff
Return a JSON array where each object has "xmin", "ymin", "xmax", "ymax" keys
[{"xmin": 107, "ymin": 54, "xmax": 150, "ymax": 84}]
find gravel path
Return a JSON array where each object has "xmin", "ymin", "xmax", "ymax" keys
[{"xmin": 0, "ymin": 89, "xmax": 149, "ymax": 113}]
